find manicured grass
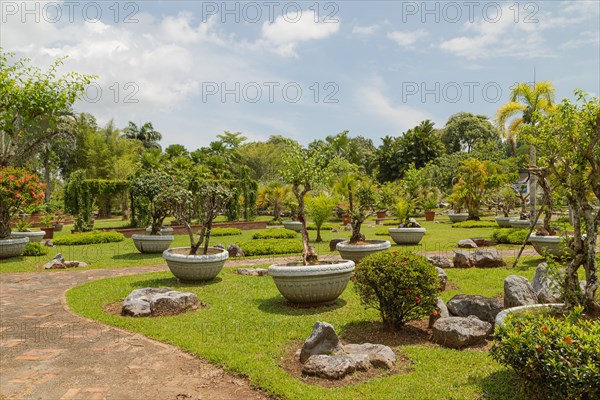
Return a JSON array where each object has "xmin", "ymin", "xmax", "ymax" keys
[
  {"xmin": 67, "ymin": 264, "xmax": 530, "ymax": 400},
  {"xmin": 1, "ymin": 217, "xmax": 528, "ymax": 274}
]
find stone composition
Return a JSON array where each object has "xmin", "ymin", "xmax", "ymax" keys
[
  {"xmin": 532, "ymin": 263, "xmax": 563, "ymax": 303},
  {"xmin": 432, "ymin": 316, "xmax": 492, "ymax": 349},
  {"xmin": 504, "ymin": 275, "xmax": 538, "ymax": 308},
  {"xmin": 429, "ymin": 297, "xmax": 450, "ymax": 328},
  {"xmin": 237, "ymin": 268, "xmax": 268, "ymax": 276},
  {"xmin": 299, "ymin": 322, "xmax": 395, "ymax": 380},
  {"xmin": 458, "ymin": 239, "xmax": 477, "ymax": 249},
  {"xmin": 427, "ymin": 255, "xmax": 453, "ymax": 270},
  {"xmin": 436, "ymin": 267, "xmax": 448, "ymax": 291},
  {"xmin": 122, "ymin": 287, "xmax": 199, "ymax": 317},
  {"xmin": 227, "ymin": 244, "xmax": 245, "ymax": 257},
  {"xmin": 446, "ymin": 294, "xmax": 503, "ymax": 324},
  {"xmin": 452, "ymin": 249, "xmax": 505, "ymax": 268},
  {"xmin": 42, "ymin": 253, "xmax": 89, "ymax": 269}
]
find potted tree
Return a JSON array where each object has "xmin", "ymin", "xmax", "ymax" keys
[
  {"xmin": 423, "ymin": 199, "xmax": 437, "ymax": 221},
  {"xmin": 375, "ymin": 182, "xmax": 395, "ymax": 220},
  {"xmin": 11, "ymin": 216, "xmax": 45, "ymax": 243},
  {"xmin": 495, "ymin": 184, "xmax": 518, "ymax": 227},
  {"xmin": 39, "ymin": 213, "xmax": 55, "ymax": 239},
  {"xmin": 130, "ymin": 170, "xmax": 176, "ymax": 254},
  {"xmin": 0, "ymin": 167, "xmax": 45, "ymax": 258},
  {"xmin": 52, "ymin": 210, "xmax": 65, "ymax": 231},
  {"xmin": 268, "ymin": 144, "xmax": 355, "ymax": 305},
  {"xmin": 336, "ymin": 178, "xmax": 391, "ymax": 263},
  {"xmin": 387, "ymin": 166, "xmax": 427, "ymax": 245},
  {"xmin": 306, "ymin": 193, "xmax": 337, "ymax": 243},
  {"xmin": 163, "ymin": 179, "xmax": 233, "ymax": 282}
]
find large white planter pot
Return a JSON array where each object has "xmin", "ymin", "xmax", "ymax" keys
[
  {"xmin": 282, "ymin": 221, "xmax": 302, "ymax": 232},
  {"xmin": 529, "ymin": 235, "xmax": 574, "ymax": 258},
  {"xmin": 448, "ymin": 213, "xmax": 469, "ymax": 223},
  {"xmin": 132, "ymin": 234, "xmax": 174, "ymax": 254},
  {"xmin": 10, "ymin": 231, "xmax": 45, "ymax": 243},
  {"xmin": 336, "ymin": 240, "xmax": 391, "ymax": 264},
  {"xmin": 268, "ymin": 260, "xmax": 355, "ymax": 305},
  {"xmin": 509, "ymin": 219, "xmax": 542, "ymax": 229},
  {"xmin": 145, "ymin": 227, "xmax": 174, "ymax": 235},
  {"xmin": 163, "ymin": 247, "xmax": 228, "ymax": 282},
  {"xmin": 495, "ymin": 217, "xmax": 512, "ymax": 228},
  {"xmin": 388, "ymin": 228, "xmax": 426, "ymax": 245},
  {"xmin": 0, "ymin": 237, "xmax": 29, "ymax": 259},
  {"xmin": 495, "ymin": 303, "xmax": 566, "ymax": 328}
]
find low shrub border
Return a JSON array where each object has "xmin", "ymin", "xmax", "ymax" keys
[
  {"xmin": 452, "ymin": 220, "xmax": 498, "ymax": 228},
  {"xmin": 210, "ymin": 227, "xmax": 242, "ymax": 236},
  {"xmin": 53, "ymin": 231, "xmax": 125, "ymax": 246},
  {"xmin": 492, "ymin": 228, "xmax": 529, "ymax": 244},
  {"xmin": 252, "ymin": 228, "xmax": 297, "ymax": 240},
  {"xmin": 23, "ymin": 242, "xmax": 49, "ymax": 256},
  {"xmin": 237, "ymin": 238, "xmax": 302, "ymax": 256}
]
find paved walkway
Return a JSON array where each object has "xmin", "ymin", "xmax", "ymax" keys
[{"xmin": 0, "ymin": 250, "xmax": 536, "ymax": 400}]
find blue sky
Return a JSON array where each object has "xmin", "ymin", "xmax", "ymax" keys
[{"xmin": 2, "ymin": 1, "xmax": 599, "ymax": 148}]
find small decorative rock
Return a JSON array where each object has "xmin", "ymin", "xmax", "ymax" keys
[
  {"xmin": 427, "ymin": 256, "xmax": 453, "ymax": 269},
  {"xmin": 458, "ymin": 239, "xmax": 478, "ymax": 249},
  {"xmin": 121, "ymin": 287, "xmax": 199, "ymax": 317},
  {"xmin": 453, "ymin": 250, "xmax": 472, "ymax": 268},
  {"xmin": 504, "ymin": 275, "xmax": 538, "ymax": 308},
  {"xmin": 429, "ymin": 297, "xmax": 450, "ymax": 328},
  {"xmin": 471, "ymin": 238, "xmax": 494, "ymax": 247},
  {"xmin": 343, "ymin": 343, "xmax": 396, "ymax": 369},
  {"xmin": 432, "ymin": 316, "xmax": 492, "ymax": 349},
  {"xmin": 532, "ymin": 263, "xmax": 562, "ymax": 303},
  {"xmin": 436, "ymin": 267, "xmax": 448, "ymax": 291},
  {"xmin": 300, "ymin": 321, "xmax": 343, "ymax": 363},
  {"xmin": 471, "ymin": 249, "xmax": 505, "ymax": 268},
  {"xmin": 237, "ymin": 268, "xmax": 268, "ymax": 276},
  {"xmin": 344, "ymin": 224, "xmax": 352, "ymax": 231},
  {"xmin": 302, "ymin": 354, "xmax": 359, "ymax": 379},
  {"xmin": 447, "ymin": 294, "xmax": 503, "ymax": 324},
  {"xmin": 329, "ymin": 238, "xmax": 346, "ymax": 252},
  {"xmin": 44, "ymin": 240, "xmax": 54, "ymax": 247},
  {"xmin": 331, "ymin": 228, "xmax": 339, "ymax": 233},
  {"xmin": 227, "ymin": 244, "xmax": 245, "ymax": 258}
]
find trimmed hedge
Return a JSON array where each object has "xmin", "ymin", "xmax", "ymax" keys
[
  {"xmin": 210, "ymin": 227, "xmax": 242, "ymax": 236},
  {"xmin": 53, "ymin": 231, "xmax": 125, "ymax": 246},
  {"xmin": 452, "ymin": 220, "xmax": 498, "ymax": 228},
  {"xmin": 23, "ymin": 242, "xmax": 48, "ymax": 256},
  {"xmin": 491, "ymin": 307, "xmax": 600, "ymax": 400},
  {"xmin": 252, "ymin": 228, "xmax": 296, "ymax": 240},
  {"xmin": 237, "ymin": 239, "xmax": 302, "ymax": 256},
  {"xmin": 492, "ymin": 228, "xmax": 529, "ymax": 244},
  {"xmin": 306, "ymin": 223, "xmax": 337, "ymax": 231},
  {"xmin": 375, "ymin": 228, "xmax": 390, "ymax": 236}
]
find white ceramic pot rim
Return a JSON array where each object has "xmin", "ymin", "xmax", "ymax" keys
[
  {"xmin": 388, "ymin": 228, "xmax": 426, "ymax": 233},
  {"xmin": 11, "ymin": 231, "xmax": 45, "ymax": 236},
  {"xmin": 132, "ymin": 234, "xmax": 175, "ymax": 240},
  {"xmin": 2, "ymin": 236, "xmax": 30, "ymax": 244},
  {"xmin": 495, "ymin": 303, "xmax": 566, "ymax": 327},
  {"xmin": 336, "ymin": 240, "xmax": 391, "ymax": 251},
  {"xmin": 449, "ymin": 213, "xmax": 469, "ymax": 216},
  {"xmin": 163, "ymin": 246, "xmax": 228, "ymax": 262},
  {"xmin": 268, "ymin": 260, "xmax": 355, "ymax": 277},
  {"xmin": 528, "ymin": 234, "xmax": 564, "ymax": 243}
]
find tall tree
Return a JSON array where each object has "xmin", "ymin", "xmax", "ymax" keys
[
  {"xmin": 441, "ymin": 112, "xmax": 501, "ymax": 153},
  {"xmin": 496, "ymin": 81, "xmax": 555, "ymax": 220},
  {"xmin": 122, "ymin": 121, "xmax": 162, "ymax": 150}
]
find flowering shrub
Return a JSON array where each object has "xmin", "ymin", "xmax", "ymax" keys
[
  {"xmin": 0, "ymin": 167, "xmax": 45, "ymax": 239},
  {"xmin": 491, "ymin": 307, "xmax": 600, "ymax": 400},
  {"xmin": 354, "ymin": 250, "xmax": 439, "ymax": 328}
]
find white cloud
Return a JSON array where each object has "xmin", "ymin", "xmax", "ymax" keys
[
  {"xmin": 353, "ymin": 24, "xmax": 379, "ymax": 36},
  {"xmin": 258, "ymin": 11, "xmax": 340, "ymax": 57},
  {"xmin": 159, "ymin": 12, "xmax": 226, "ymax": 45},
  {"xmin": 561, "ymin": 30, "xmax": 600, "ymax": 49},
  {"xmin": 387, "ymin": 30, "xmax": 428, "ymax": 49}
]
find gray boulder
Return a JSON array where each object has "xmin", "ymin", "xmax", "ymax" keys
[
  {"xmin": 458, "ymin": 239, "xmax": 478, "ymax": 249},
  {"xmin": 427, "ymin": 255, "xmax": 454, "ymax": 269},
  {"xmin": 300, "ymin": 321, "xmax": 343, "ymax": 364},
  {"xmin": 453, "ymin": 250, "xmax": 472, "ymax": 268},
  {"xmin": 237, "ymin": 268, "xmax": 268, "ymax": 276},
  {"xmin": 122, "ymin": 287, "xmax": 198, "ymax": 317},
  {"xmin": 532, "ymin": 263, "xmax": 563, "ymax": 303},
  {"xmin": 432, "ymin": 316, "xmax": 492, "ymax": 349},
  {"xmin": 227, "ymin": 244, "xmax": 245, "ymax": 257},
  {"xmin": 436, "ymin": 267, "xmax": 448, "ymax": 291},
  {"xmin": 471, "ymin": 238, "xmax": 494, "ymax": 247},
  {"xmin": 343, "ymin": 343, "xmax": 396, "ymax": 369},
  {"xmin": 447, "ymin": 294, "xmax": 503, "ymax": 324},
  {"xmin": 302, "ymin": 354, "xmax": 360, "ymax": 379},
  {"xmin": 504, "ymin": 275, "xmax": 538, "ymax": 308},
  {"xmin": 471, "ymin": 249, "xmax": 505, "ymax": 268}
]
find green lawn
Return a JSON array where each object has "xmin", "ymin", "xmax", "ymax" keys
[
  {"xmin": 67, "ymin": 263, "xmax": 533, "ymax": 400},
  {"xmin": 1, "ymin": 216, "xmax": 530, "ymax": 274}
]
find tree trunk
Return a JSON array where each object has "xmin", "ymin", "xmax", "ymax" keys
[
  {"xmin": 0, "ymin": 205, "xmax": 11, "ymax": 239},
  {"xmin": 563, "ymin": 200, "xmax": 585, "ymax": 308},
  {"xmin": 316, "ymin": 226, "xmax": 322, "ymax": 243},
  {"xmin": 582, "ymin": 204, "xmax": 599, "ymax": 313},
  {"xmin": 43, "ymin": 149, "xmax": 51, "ymax": 213},
  {"xmin": 529, "ymin": 146, "xmax": 537, "ymax": 221},
  {"xmin": 293, "ymin": 184, "xmax": 315, "ymax": 265}
]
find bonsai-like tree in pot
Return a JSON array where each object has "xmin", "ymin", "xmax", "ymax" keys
[
  {"xmin": 130, "ymin": 169, "xmax": 178, "ymax": 235},
  {"xmin": 346, "ymin": 179, "xmax": 376, "ymax": 243}
]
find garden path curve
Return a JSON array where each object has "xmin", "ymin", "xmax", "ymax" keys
[{"xmin": 0, "ymin": 250, "xmax": 535, "ymax": 399}]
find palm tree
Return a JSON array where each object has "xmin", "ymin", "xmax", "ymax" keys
[
  {"xmin": 122, "ymin": 121, "xmax": 162, "ymax": 150},
  {"xmin": 496, "ymin": 81, "xmax": 555, "ymax": 220}
]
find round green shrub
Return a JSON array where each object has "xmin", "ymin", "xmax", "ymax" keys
[
  {"xmin": 53, "ymin": 231, "xmax": 125, "ymax": 246},
  {"xmin": 452, "ymin": 220, "xmax": 498, "ymax": 228},
  {"xmin": 252, "ymin": 228, "xmax": 296, "ymax": 240},
  {"xmin": 306, "ymin": 223, "xmax": 337, "ymax": 231},
  {"xmin": 210, "ymin": 227, "xmax": 242, "ymax": 236},
  {"xmin": 23, "ymin": 242, "xmax": 48, "ymax": 256},
  {"xmin": 354, "ymin": 250, "xmax": 439, "ymax": 328},
  {"xmin": 492, "ymin": 228, "xmax": 529, "ymax": 244},
  {"xmin": 237, "ymin": 239, "xmax": 302, "ymax": 256},
  {"xmin": 491, "ymin": 307, "xmax": 600, "ymax": 400}
]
